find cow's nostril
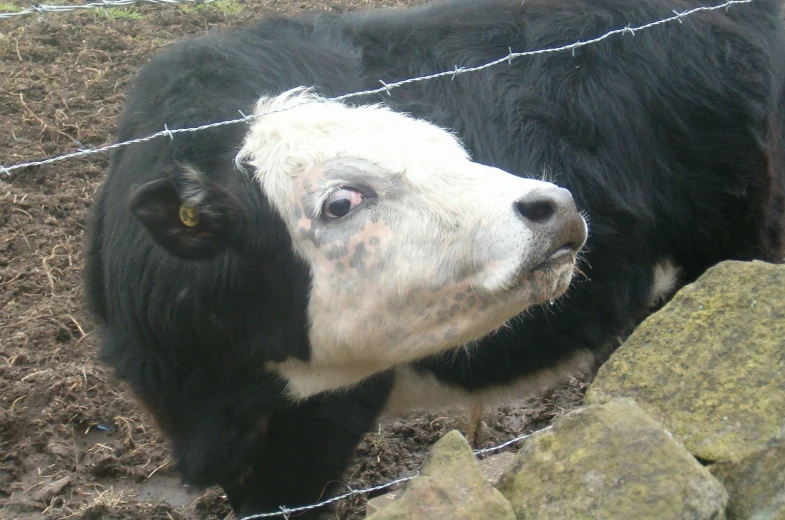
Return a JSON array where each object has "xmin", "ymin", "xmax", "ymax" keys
[{"xmin": 515, "ymin": 197, "xmax": 556, "ymax": 223}]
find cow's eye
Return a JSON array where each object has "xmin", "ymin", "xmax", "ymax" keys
[{"xmin": 324, "ymin": 188, "xmax": 364, "ymax": 219}]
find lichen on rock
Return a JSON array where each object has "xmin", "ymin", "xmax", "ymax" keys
[
  {"xmin": 710, "ymin": 441, "xmax": 785, "ymax": 520},
  {"xmin": 494, "ymin": 398, "xmax": 727, "ymax": 519},
  {"xmin": 366, "ymin": 429, "xmax": 515, "ymax": 520},
  {"xmin": 586, "ymin": 260, "xmax": 785, "ymax": 464}
]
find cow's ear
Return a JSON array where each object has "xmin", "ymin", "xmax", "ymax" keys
[{"xmin": 128, "ymin": 166, "xmax": 247, "ymax": 260}]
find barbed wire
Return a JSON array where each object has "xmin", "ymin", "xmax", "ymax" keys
[
  {"xmin": 474, "ymin": 424, "xmax": 552, "ymax": 455},
  {"xmin": 0, "ymin": 0, "xmax": 754, "ymax": 177},
  {"xmin": 0, "ymin": 0, "xmax": 214, "ymax": 19},
  {"xmin": 238, "ymin": 425, "xmax": 552, "ymax": 520}
]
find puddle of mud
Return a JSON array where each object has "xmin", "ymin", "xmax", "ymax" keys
[{"xmin": 109, "ymin": 474, "xmax": 201, "ymax": 508}]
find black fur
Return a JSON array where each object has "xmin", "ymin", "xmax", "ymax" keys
[{"xmin": 84, "ymin": 0, "xmax": 785, "ymax": 516}]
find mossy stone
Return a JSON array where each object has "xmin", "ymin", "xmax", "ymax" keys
[
  {"xmin": 586, "ymin": 260, "xmax": 785, "ymax": 463},
  {"xmin": 711, "ymin": 441, "xmax": 785, "ymax": 520},
  {"xmin": 495, "ymin": 399, "xmax": 727, "ymax": 520},
  {"xmin": 367, "ymin": 429, "xmax": 515, "ymax": 520}
]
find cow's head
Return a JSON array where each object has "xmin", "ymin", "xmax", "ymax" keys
[{"xmin": 129, "ymin": 88, "xmax": 587, "ymax": 398}]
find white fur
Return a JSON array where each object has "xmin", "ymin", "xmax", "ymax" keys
[
  {"xmin": 648, "ymin": 258, "xmax": 682, "ymax": 307},
  {"xmin": 238, "ymin": 88, "xmax": 587, "ymax": 399},
  {"xmin": 179, "ymin": 163, "xmax": 208, "ymax": 206},
  {"xmin": 384, "ymin": 351, "xmax": 594, "ymax": 412}
]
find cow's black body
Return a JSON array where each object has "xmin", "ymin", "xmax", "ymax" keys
[{"xmin": 85, "ymin": 0, "xmax": 785, "ymax": 516}]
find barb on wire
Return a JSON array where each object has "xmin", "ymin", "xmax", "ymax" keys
[
  {"xmin": 0, "ymin": 0, "xmax": 214, "ymax": 19},
  {"xmin": 238, "ymin": 424, "xmax": 550, "ymax": 520},
  {"xmin": 240, "ymin": 473, "xmax": 419, "ymax": 519},
  {"xmin": 329, "ymin": 0, "xmax": 753, "ymax": 100},
  {"xmin": 0, "ymin": 0, "xmax": 753, "ymax": 176}
]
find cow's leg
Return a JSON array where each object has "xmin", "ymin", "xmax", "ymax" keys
[
  {"xmin": 222, "ymin": 373, "xmax": 393, "ymax": 519},
  {"xmin": 466, "ymin": 403, "xmax": 484, "ymax": 448}
]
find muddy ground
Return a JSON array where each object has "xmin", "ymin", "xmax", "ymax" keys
[{"xmin": 0, "ymin": 1, "xmax": 589, "ymax": 518}]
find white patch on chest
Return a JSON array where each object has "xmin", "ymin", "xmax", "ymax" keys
[
  {"xmin": 383, "ymin": 350, "xmax": 594, "ymax": 412},
  {"xmin": 266, "ymin": 358, "xmax": 387, "ymax": 400}
]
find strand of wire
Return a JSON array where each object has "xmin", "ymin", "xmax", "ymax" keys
[
  {"xmin": 474, "ymin": 424, "xmax": 552, "ymax": 455},
  {"xmin": 0, "ymin": 0, "xmax": 752, "ymax": 176},
  {"xmin": 238, "ymin": 425, "xmax": 552, "ymax": 520},
  {"xmin": 0, "ymin": 0, "xmax": 214, "ymax": 19}
]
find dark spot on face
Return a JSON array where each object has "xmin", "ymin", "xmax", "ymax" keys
[
  {"xmin": 299, "ymin": 226, "xmax": 323, "ymax": 248},
  {"xmin": 326, "ymin": 244, "xmax": 349, "ymax": 260},
  {"xmin": 436, "ymin": 309, "xmax": 451, "ymax": 323},
  {"xmin": 466, "ymin": 295, "xmax": 477, "ymax": 307},
  {"xmin": 299, "ymin": 193, "xmax": 312, "ymax": 218},
  {"xmin": 369, "ymin": 236, "xmax": 380, "ymax": 246},
  {"xmin": 452, "ymin": 262, "xmax": 475, "ymax": 284},
  {"xmin": 455, "ymin": 292, "xmax": 465, "ymax": 301},
  {"xmin": 350, "ymin": 242, "xmax": 369, "ymax": 271},
  {"xmin": 368, "ymin": 252, "xmax": 388, "ymax": 276},
  {"xmin": 336, "ymin": 263, "xmax": 345, "ymax": 274},
  {"xmin": 449, "ymin": 304, "xmax": 460, "ymax": 315}
]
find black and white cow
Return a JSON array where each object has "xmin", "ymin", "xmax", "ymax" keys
[{"xmin": 84, "ymin": 0, "xmax": 785, "ymax": 516}]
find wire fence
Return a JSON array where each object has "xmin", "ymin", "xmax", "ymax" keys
[
  {"xmin": 0, "ymin": 0, "xmax": 214, "ymax": 19},
  {"xmin": 0, "ymin": 0, "xmax": 754, "ymax": 177},
  {"xmin": 238, "ymin": 425, "xmax": 553, "ymax": 520}
]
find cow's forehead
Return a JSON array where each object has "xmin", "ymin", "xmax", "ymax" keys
[{"xmin": 237, "ymin": 88, "xmax": 470, "ymax": 188}]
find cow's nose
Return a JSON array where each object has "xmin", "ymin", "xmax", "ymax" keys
[{"xmin": 514, "ymin": 186, "xmax": 587, "ymax": 255}]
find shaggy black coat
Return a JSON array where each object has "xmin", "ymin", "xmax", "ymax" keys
[{"xmin": 84, "ymin": 0, "xmax": 785, "ymax": 516}]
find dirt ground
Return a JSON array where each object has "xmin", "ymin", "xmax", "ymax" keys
[{"xmin": 0, "ymin": 2, "xmax": 590, "ymax": 518}]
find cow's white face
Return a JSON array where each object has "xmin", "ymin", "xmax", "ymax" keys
[{"xmin": 237, "ymin": 88, "xmax": 588, "ymax": 399}]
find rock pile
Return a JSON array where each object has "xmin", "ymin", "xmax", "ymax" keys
[{"xmin": 367, "ymin": 261, "xmax": 785, "ymax": 520}]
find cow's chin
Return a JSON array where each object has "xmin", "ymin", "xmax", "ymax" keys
[{"xmin": 499, "ymin": 251, "xmax": 578, "ymax": 307}]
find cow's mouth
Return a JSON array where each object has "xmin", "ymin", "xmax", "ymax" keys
[
  {"xmin": 498, "ymin": 243, "xmax": 579, "ymax": 297},
  {"xmin": 530, "ymin": 243, "xmax": 578, "ymax": 273}
]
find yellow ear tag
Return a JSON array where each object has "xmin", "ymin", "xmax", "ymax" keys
[{"xmin": 179, "ymin": 205, "xmax": 200, "ymax": 227}]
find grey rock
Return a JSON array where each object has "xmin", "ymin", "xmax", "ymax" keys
[
  {"xmin": 365, "ymin": 449, "xmax": 516, "ymax": 516},
  {"xmin": 710, "ymin": 441, "xmax": 785, "ymax": 520},
  {"xmin": 366, "ymin": 491, "xmax": 401, "ymax": 516},
  {"xmin": 366, "ymin": 430, "xmax": 515, "ymax": 520},
  {"xmin": 586, "ymin": 260, "xmax": 785, "ymax": 463},
  {"xmin": 478, "ymin": 450, "xmax": 516, "ymax": 486},
  {"xmin": 495, "ymin": 399, "xmax": 727, "ymax": 519}
]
